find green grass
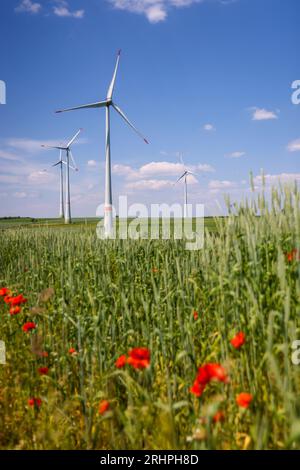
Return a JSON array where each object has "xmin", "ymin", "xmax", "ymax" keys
[
  {"xmin": 0, "ymin": 185, "xmax": 299, "ymax": 450},
  {"xmin": 0, "ymin": 217, "xmax": 218, "ymax": 232}
]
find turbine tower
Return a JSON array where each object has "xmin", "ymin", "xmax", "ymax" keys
[
  {"xmin": 55, "ymin": 50, "xmax": 149, "ymax": 238},
  {"xmin": 40, "ymin": 148, "xmax": 65, "ymax": 219},
  {"xmin": 174, "ymin": 155, "xmax": 198, "ymax": 218},
  {"xmin": 55, "ymin": 150, "xmax": 64, "ymax": 219},
  {"xmin": 42, "ymin": 129, "xmax": 81, "ymax": 224}
]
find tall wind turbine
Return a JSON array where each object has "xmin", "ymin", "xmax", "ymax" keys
[
  {"xmin": 55, "ymin": 50, "xmax": 149, "ymax": 238},
  {"xmin": 42, "ymin": 129, "xmax": 81, "ymax": 224},
  {"xmin": 40, "ymin": 146, "xmax": 65, "ymax": 219},
  {"xmin": 55, "ymin": 150, "xmax": 65, "ymax": 219},
  {"xmin": 174, "ymin": 155, "xmax": 198, "ymax": 218}
]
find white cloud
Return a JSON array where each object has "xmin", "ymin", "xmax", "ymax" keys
[
  {"xmin": 203, "ymin": 123, "xmax": 215, "ymax": 132},
  {"xmin": 53, "ymin": 0, "xmax": 85, "ymax": 19},
  {"xmin": 5, "ymin": 136, "xmax": 86, "ymax": 154},
  {"xmin": 287, "ymin": 139, "xmax": 300, "ymax": 153},
  {"xmin": 113, "ymin": 160, "xmax": 215, "ymax": 180},
  {"xmin": 14, "ymin": 192, "xmax": 27, "ymax": 199},
  {"xmin": 197, "ymin": 163, "xmax": 215, "ymax": 172},
  {"xmin": 251, "ymin": 107, "xmax": 279, "ymax": 121},
  {"xmin": 28, "ymin": 170, "xmax": 55, "ymax": 184},
  {"xmin": 0, "ymin": 150, "xmax": 24, "ymax": 162},
  {"xmin": 87, "ymin": 160, "xmax": 98, "ymax": 167},
  {"xmin": 126, "ymin": 179, "xmax": 174, "ymax": 190},
  {"xmin": 140, "ymin": 161, "xmax": 185, "ymax": 177},
  {"xmin": 109, "ymin": 0, "xmax": 206, "ymax": 23},
  {"xmin": 254, "ymin": 173, "xmax": 300, "ymax": 185},
  {"xmin": 226, "ymin": 151, "xmax": 246, "ymax": 159},
  {"xmin": 6, "ymin": 138, "xmax": 59, "ymax": 154},
  {"xmin": 0, "ymin": 175, "xmax": 21, "ymax": 184},
  {"xmin": 209, "ymin": 179, "xmax": 236, "ymax": 190},
  {"xmin": 15, "ymin": 0, "xmax": 84, "ymax": 18},
  {"xmin": 15, "ymin": 0, "xmax": 42, "ymax": 14}
]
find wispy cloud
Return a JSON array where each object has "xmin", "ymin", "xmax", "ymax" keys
[
  {"xmin": 28, "ymin": 170, "xmax": 55, "ymax": 184},
  {"xmin": 251, "ymin": 107, "xmax": 279, "ymax": 121},
  {"xmin": 113, "ymin": 160, "xmax": 214, "ymax": 181},
  {"xmin": 87, "ymin": 160, "xmax": 98, "ymax": 167},
  {"xmin": 254, "ymin": 173, "xmax": 300, "ymax": 185},
  {"xmin": 126, "ymin": 179, "xmax": 174, "ymax": 190},
  {"xmin": 226, "ymin": 151, "xmax": 246, "ymax": 158},
  {"xmin": 5, "ymin": 138, "xmax": 59, "ymax": 154},
  {"xmin": 15, "ymin": 0, "xmax": 42, "ymax": 14},
  {"xmin": 14, "ymin": 192, "xmax": 28, "ymax": 199},
  {"xmin": 15, "ymin": 0, "xmax": 85, "ymax": 19},
  {"xmin": 203, "ymin": 123, "xmax": 216, "ymax": 132},
  {"xmin": 108, "ymin": 0, "xmax": 233, "ymax": 24},
  {"xmin": 209, "ymin": 179, "xmax": 236, "ymax": 190},
  {"xmin": 53, "ymin": 0, "xmax": 85, "ymax": 19},
  {"xmin": 287, "ymin": 139, "xmax": 300, "ymax": 153},
  {"xmin": 0, "ymin": 150, "xmax": 24, "ymax": 162},
  {"xmin": 5, "ymin": 136, "xmax": 86, "ymax": 154}
]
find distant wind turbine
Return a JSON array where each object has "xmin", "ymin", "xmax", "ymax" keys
[
  {"xmin": 55, "ymin": 50, "xmax": 149, "ymax": 238},
  {"xmin": 42, "ymin": 129, "xmax": 81, "ymax": 224},
  {"xmin": 174, "ymin": 154, "xmax": 198, "ymax": 218}
]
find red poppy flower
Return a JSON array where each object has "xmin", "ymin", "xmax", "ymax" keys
[
  {"xmin": 98, "ymin": 400, "xmax": 110, "ymax": 415},
  {"xmin": 9, "ymin": 294, "xmax": 27, "ymax": 306},
  {"xmin": 190, "ymin": 379, "xmax": 206, "ymax": 397},
  {"xmin": 205, "ymin": 363, "xmax": 229, "ymax": 383},
  {"xmin": 9, "ymin": 306, "xmax": 21, "ymax": 316},
  {"xmin": 286, "ymin": 248, "xmax": 300, "ymax": 262},
  {"xmin": 230, "ymin": 331, "xmax": 246, "ymax": 350},
  {"xmin": 0, "ymin": 288, "xmax": 9, "ymax": 297},
  {"xmin": 38, "ymin": 367, "xmax": 49, "ymax": 375},
  {"xmin": 115, "ymin": 354, "xmax": 127, "ymax": 368},
  {"xmin": 213, "ymin": 411, "xmax": 225, "ymax": 423},
  {"xmin": 193, "ymin": 310, "xmax": 199, "ymax": 320},
  {"xmin": 127, "ymin": 347, "xmax": 150, "ymax": 369},
  {"xmin": 190, "ymin": 363, "xmax": 228, "ymax": 397},
  {"xmin": 236, "ymin": 392, "xmax": 253, "ymax": 408},
  {"xmin": 196, "ymin": 365, "xmax": 211, "ymax": 385},
  {"xmin": 22, "ymin": 322, "xmax": 36, "ymax": 333},
  {"xmin": 4, "ymin": 296, "xmax": 12, "ymax": 304},
  {"xmin": 68, "ymin": 347, "xmax": 77, "ymax": 355},
  {"xmin": 28, "ymin": 397, "xmax": 42, "ymax": 408}
]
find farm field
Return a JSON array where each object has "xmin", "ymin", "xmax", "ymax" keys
[{"xmin": 0, "ymin": 186, "xmax": 300, "ymax": 450}]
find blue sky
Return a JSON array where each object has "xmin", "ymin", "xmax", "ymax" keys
[{"xmin": 0, "ymin": 0, "xmax": 300, "ymax": 217}]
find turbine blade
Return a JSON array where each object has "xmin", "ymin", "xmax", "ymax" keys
[
  {"xmin": 67, "ymin": 129, "xmax": 82, "ymax": 148},
  {"xmin": 187, "ymin": 171, "xmax": 199, "ymax": 177},
  {"xmin": 41, "ymin": 144, "xmax": 66, "ymax": 150},
  {"xmin": 178, "ymin": 153, "xmax": 185, "ymax": 166},
  {"xmin": 62, "ymin": 160, "xmax": 76, "ymax": 171},
  {"xmin": 112, "ymin": 102, "xmax": 149, "ymax": 144},
  {"xmin": 55, "ymin": 101, "xmax": 107, "ymax": 114},
  {"xmin": 52, "ymin": 161, "xmax": 62, "ymax": 167},
  {"xmin": 107, "ymin": 50, "xmax": 121, "ymax": 101},
  {"xmin": 174, "ymin": 172, "xmax": 186, "ymax": 185},
  {"xmin": 69, "ymin": 150, "xmax": 78, "ymax": 171}
]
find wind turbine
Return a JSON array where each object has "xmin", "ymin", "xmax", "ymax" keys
[
  {"xmin": 174, "ymin": 155, "xmax": 198, "ymax": 218},
  {"xmin": 55, "ymin": 50, "xmax": 149, "ymax": 238},
  {"xmin": 42, "ymin": 129, "xmax": 81, "ymax": 224}
]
